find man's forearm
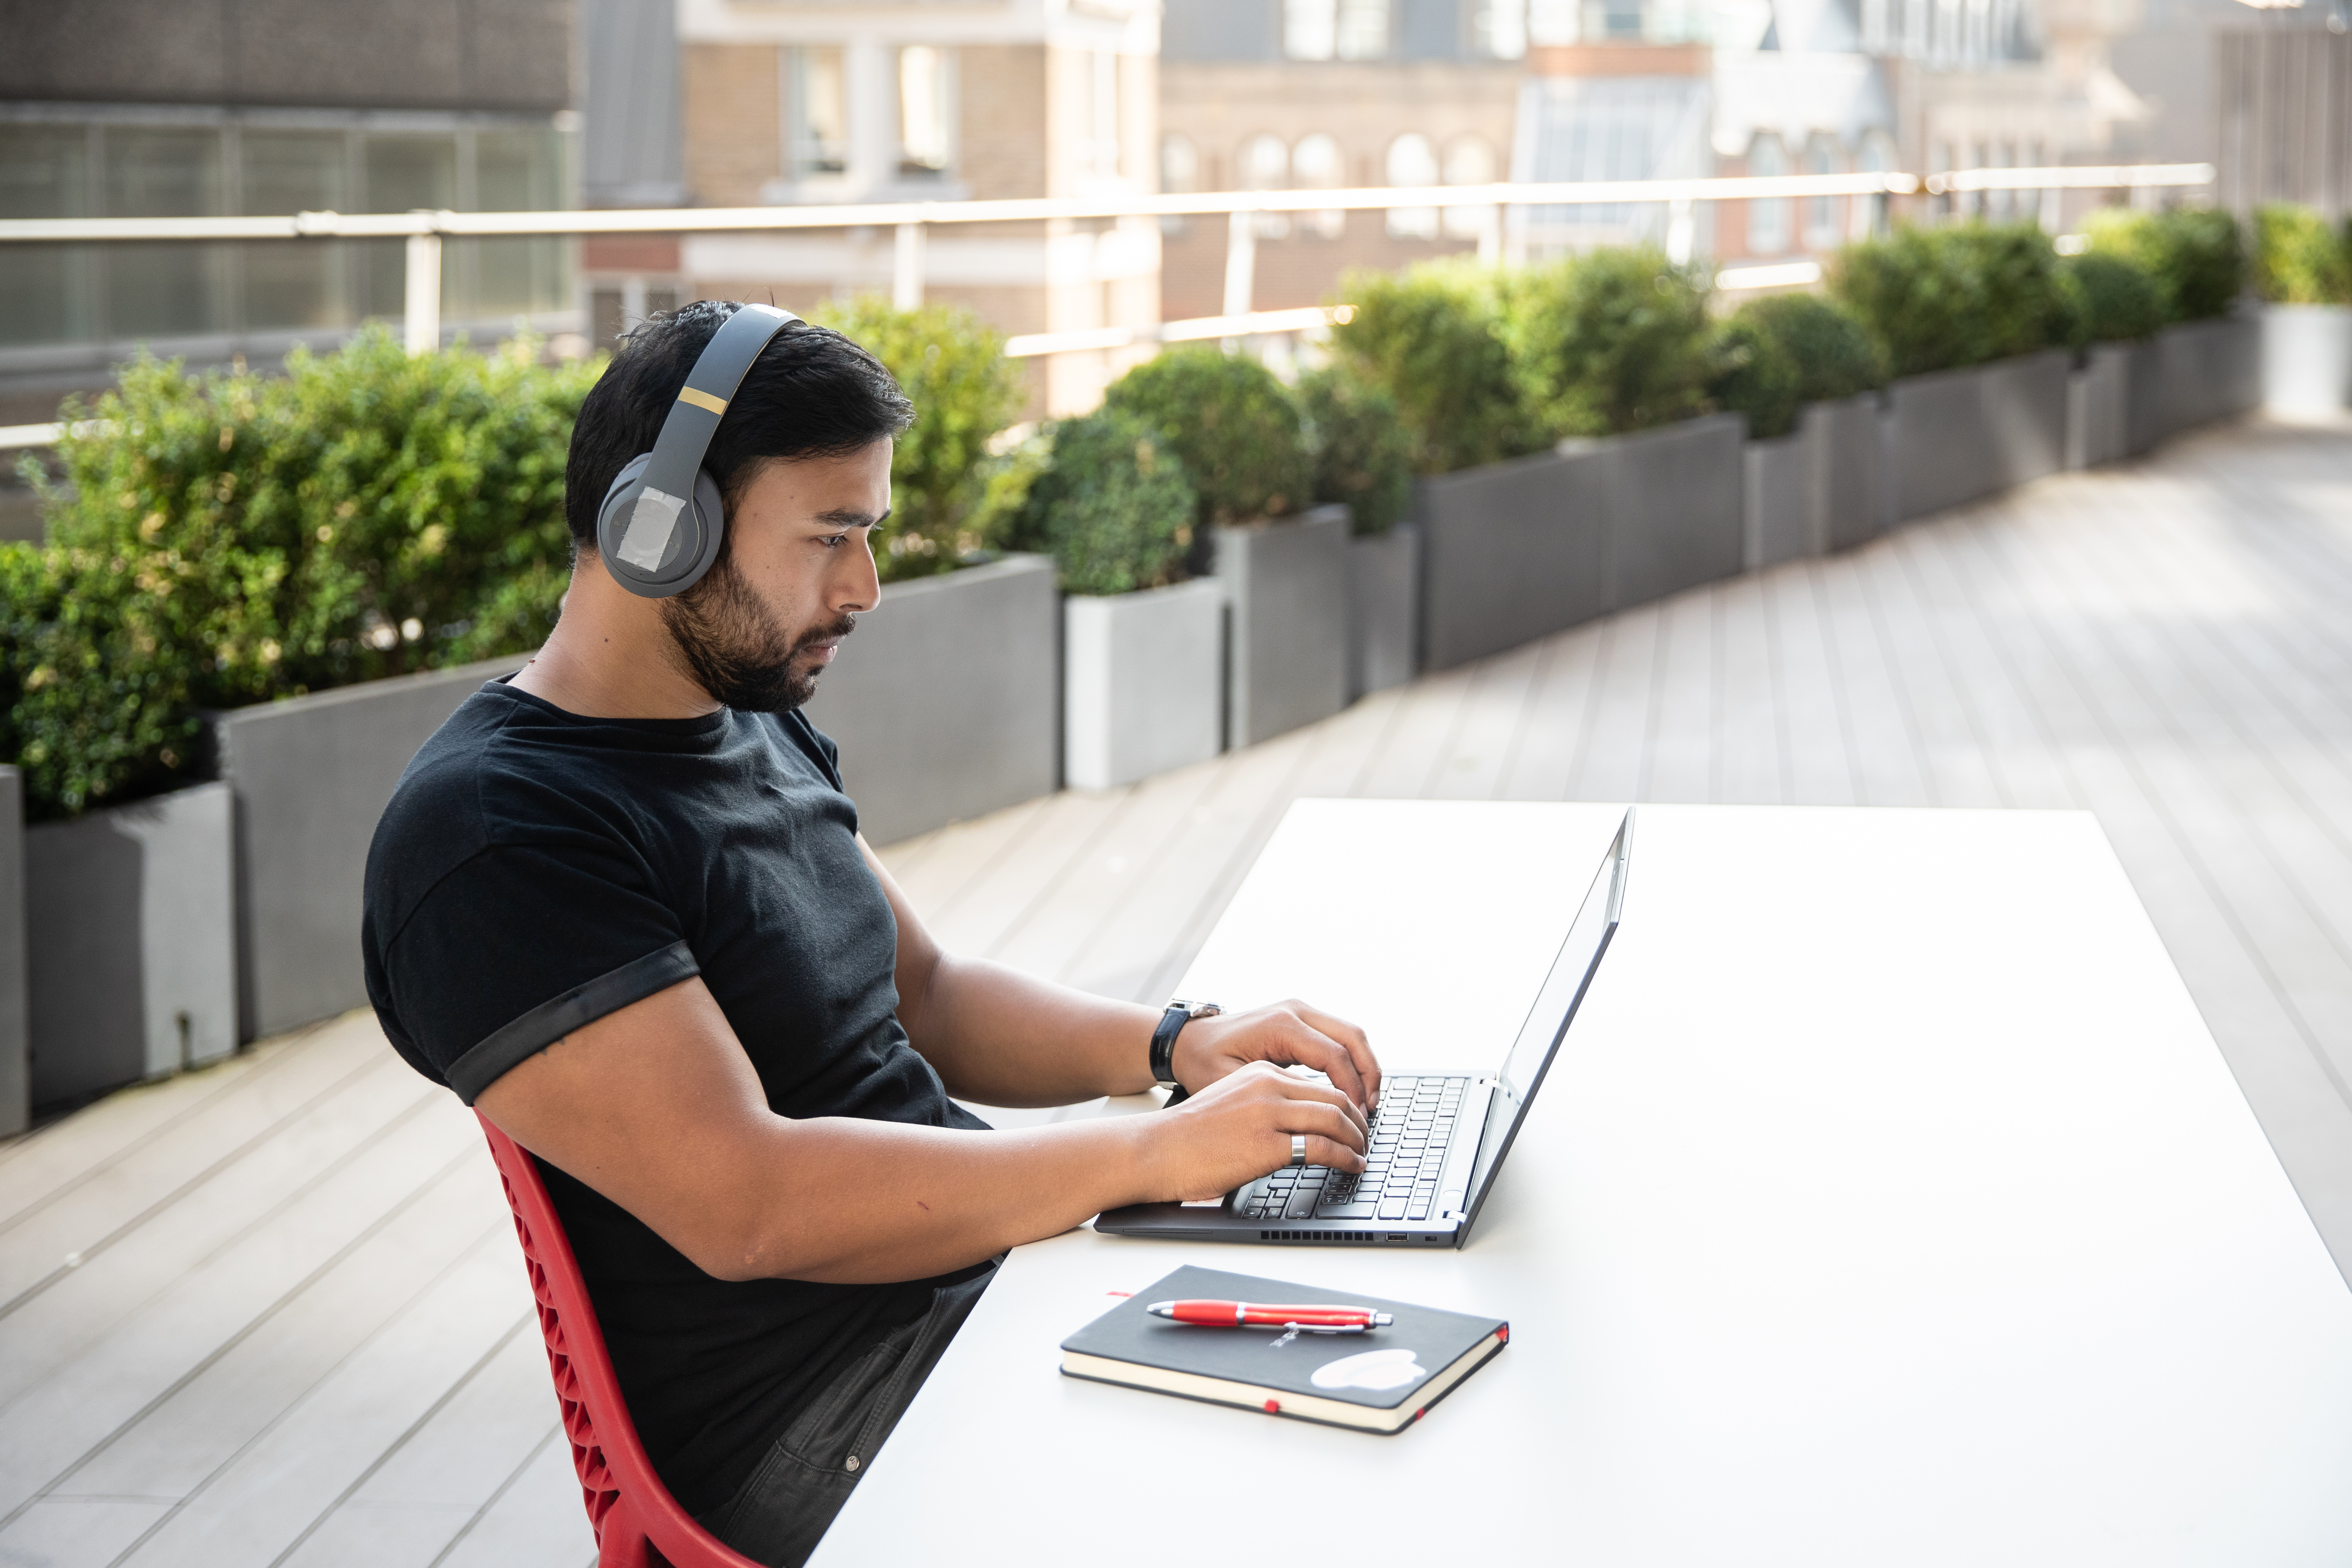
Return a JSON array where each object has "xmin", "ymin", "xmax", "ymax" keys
[
  {"xmin": 710, "ymin": 1112, "xmax": 1158, "ymax": 1283},
  {"xmin": 901, "ymin": 952, "xmax": 1160, "ymax": 1107}
]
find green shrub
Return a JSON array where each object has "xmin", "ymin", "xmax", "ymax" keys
[
  {"xmin": 2060, "ymin": 251, "xmax": 2165, "ymax": 343},
  {"xmin": 808, "ymin": 296, "xmax": 1027, "ymax": 581},
  {"xmin": 1296, "ymin": 363, "xmax": 1413, "ymax": 535},
  {"xmin": 1707, "ymin": 316, "xmax": 1803, "ymax": 440},
  {"xmin": 2252, "ymin": 203, "xmax": 2352, "ymax": 305},
  {"xmin": 1008, "ymin": 409, "xmax": 1197, "ymax": 596},
  {"xmin": 8, "ymin": 331, "xmax": 594, "ymax": 818},
  {"xmin": 1101, "ymin": 348, "xmax": 1310, "ymax": 532},
  {"xmin": 1708, "ymin": 293, "xmax": 1886, "ymax": 438},
  {"xmin": 2083, "ymin": 206, "xmax": 2245, "ymax": 322},
  {"xmin": 1504, "ymin": 247, "xmax": 1715, "ymax": 438},
  {"xmin": 1833, "ymin": 222, "xmax": 2072, "ymax": 377},
  {"xmin": 1328, "ymin": 259, "xmax": 1542, "ymax": 474}
]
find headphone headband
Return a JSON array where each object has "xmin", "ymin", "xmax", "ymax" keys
[{"xmin": 598, "ymin": 303, "xmax": 801, "ymax": 597}]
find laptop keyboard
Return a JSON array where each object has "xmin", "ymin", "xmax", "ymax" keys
[{"xmin": 1236, "ymin": 1075, "xmax": 1468, "ymax": 1224}]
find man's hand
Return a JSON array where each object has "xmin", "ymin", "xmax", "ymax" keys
[
  {"xmin": 1143, "ymin": 1061, "xmax": 1372, "ymax": 1200},
  {"xmin": 1170, "ymin": 999, "xmax": 1382, "ymax": 1114}
]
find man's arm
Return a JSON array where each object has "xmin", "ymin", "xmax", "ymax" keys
[
  {"xmin": 863, "ymin": 838, "xmax": 1383, "ymax": 1111},
  {"xmin": 474, "ymin": 976, "xmax": 1370, "ymax": 1284}
]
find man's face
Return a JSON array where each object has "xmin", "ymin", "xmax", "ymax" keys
[{"xmin": 657, "ymin": 439, "xmax": 891, "ymax": 713}]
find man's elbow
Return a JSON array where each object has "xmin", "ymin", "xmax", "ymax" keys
[{"xmin": 675, "ymin": 1208, "xmax": 826, "ymax": 1283}]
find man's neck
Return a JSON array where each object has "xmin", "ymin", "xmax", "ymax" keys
[{"xmin": 508, "ymin": 555, "xmax": 719, "ymax": 721}]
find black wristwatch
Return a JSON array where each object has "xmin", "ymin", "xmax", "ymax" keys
[{"xmin": 1150, "ymin": 998, "xmax": 1222, "ymax": 1090}]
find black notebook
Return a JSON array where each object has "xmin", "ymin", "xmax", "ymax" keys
[{"xmin": 1059, "ymin": 1265, "xmax": 1508, "ymax": 1433}]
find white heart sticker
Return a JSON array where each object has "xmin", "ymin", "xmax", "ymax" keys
[{"xmin": 1310, "ymin": 1347, "xmax": 1429, "ymax": 1392}]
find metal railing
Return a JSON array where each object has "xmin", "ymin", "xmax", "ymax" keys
[{"xmin": 0, "ymin": 161, "xmax": 2217, "ymax": 450}]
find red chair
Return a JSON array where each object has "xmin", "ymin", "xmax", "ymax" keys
[{"xmin": 478, "ymin": 1112, "xmax": 767, "ymax": 1568}]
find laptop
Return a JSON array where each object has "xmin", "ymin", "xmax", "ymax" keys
[{"xmin": 1096, "ymin": 808, "xmax": 1633, "ymax": 1249}]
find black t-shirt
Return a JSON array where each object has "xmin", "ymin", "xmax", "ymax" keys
[{"xmin": 361, "ymin": 681, "xmax": 991, "ymax": 1515}]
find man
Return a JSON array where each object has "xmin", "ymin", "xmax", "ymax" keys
[{"xmin": 362, "ymin": 302, "xmax": 1381, "ymax": 1566}]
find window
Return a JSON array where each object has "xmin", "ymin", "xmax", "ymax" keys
[
  {"xmin": 790, "ymin": 47, "xmax": 850, "ymax": 177},
  {"xmin": 1286, "ymin": 0, "xmax": 1337, "ymax": 59},
  {"xmin": 1801, "ymin": 134, "xmax": 1840, "ymax": 251},
  {"xmin": 1385, "ymin": 133, "xmax": 1439, "ymax": 239},
  {"xmin": 0, "ymin": 127, "xmax": 95, "ymax": 346},
  {"xmin": 1529, "ymin": 0, "xmax": 1579, "ymax": 43},
  {"xmin": 897, "ymin": 46, "xmax": 954, "ymax": 178},
  {"xmin": 241, "ymin": 132, "xmax": 348, "ymax": 330},
  {"xmin": 1441, "ymin": 135, "xmax": 1497, "ymax": 240},
  {"xmin": 1337, "ymin": 0, "xmax": 1391, "ymax": 58},
  {"xmin": 1292, "ymin": 132, "xmax": 1345, "ymax": 239},
  {"xmin": 106, "ymin": 130, "xmax": 228, "ymax": 341},
  {"xmin": 474, "ymin": 129, "xmax": 567, "ymax": 317},
  {"xmin": 1239, "ymin": 132, "xmax": 1290, "ymax": 238},
  {"xmin": 1746, "ymin": 133, "xmax": 1789, "ymax": 256},
  {"xmin": 1475, "ymin": 0, "xmax": 1528, "ymax": 57},
  {"xmin": 1287, "ymin": 0, "xmax": 1390, "ymax": 59},
  {"xmin": 1082, "ymin": 49, "xmax": 1122, "ymax": 181},
  {"xmin": 1160, "ymin": 132, "xmax": 1198, "ymax": 235}
]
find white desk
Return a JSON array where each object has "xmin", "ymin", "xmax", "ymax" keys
[{"xmin": 815, "ymin": 803, "xmax": 2352, "ymax": 1566}]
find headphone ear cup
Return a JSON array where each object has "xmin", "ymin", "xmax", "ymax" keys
[
  {"xmin": 679, "ymin": 468, "xmax": 727, "ymax": 592},
  {"xmin": 594, "ymin": 454, "xmax": 726, "ymax": 598}
]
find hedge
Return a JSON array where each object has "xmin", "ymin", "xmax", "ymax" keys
[
  {"xmin": 1296, "ymin": 363, "xmax": 1413, "ymax": 536},
  {"xmin": 1709, "ymin": 294, "xmax": 1885, "ymax": 440},
  {"xmin": 2083, "ymin": 207, "xmax": 2244, "ymax": 323},
  {"xmin": 1832, "ymin": 222, "xmax": 2073, "ymax": 378},
  {"xmin": 1505, "ymin": 247, "xmax": 1716, "ymax": 438},
  {"xmin": 1101, "ymin": 348, "xmax": 1311, "ymax": 533},
  {"xmin": 2252, "ymin": 204, "xmax": 2352, "ymax": 306},
  {"xmin": 1329, "ymin": 259, "xmax": 1544, "ymax": 474},
  {"xmin": 1005, "ymin": 409, "xmax": 1197, "ymax": 596}
]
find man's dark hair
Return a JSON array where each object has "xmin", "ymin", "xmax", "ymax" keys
[{"xmin": 564, "ymin": 300, "xmax": 914, "ymax": 544}]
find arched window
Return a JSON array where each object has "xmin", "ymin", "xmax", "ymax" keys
[
  {"xmin": 1292, "ymin": 132, "xmax": 1346, "ymax": 239},
  {"xmin": 1802, "ymin": 134, "xmax": 1840, "ymax": 251},
  {"xmin": 1746, "ymin": 133, "xmax": 1790, "ymax": 257},
  {"xmin": 1441, "ymin": 134, "xmax": 1497, "ymax": 240},
  {"xmin": 1386, "ymin": 133, "xmax": 1439, "ymax": 239},
  {"xmin": 1239, "ymin": 132, "xmax": 1291, "ymax": 238}
]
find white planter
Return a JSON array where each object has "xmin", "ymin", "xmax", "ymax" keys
[
  {"xmin": 1215, "ymin": 505, "xmax": 1351, "ymax": 749},
  {"xmin": 2262, "ymin": 303, "xmax": 2352, "ymax": 415},
  {"xmin": 1063, "ymin": 578, "xmax": 1224, "ymax": 790},
  {"xmin": 805, "ymin": 553, "xmax": 1060, "ymax": 844},
  {"xmin": 0, "ymin": 766, "xmax": 25, "ymax": 1136},
  {"xmin": 1743, "ymin": 433, "xmax": 1810, "ymax": 570},
  {"xmin": 1347, "ymin": 522, "xmax": 1420, "ymax": 699},
  {"xmin": 24, "ymin": 781, "xmax": 236, "ymax": 1107}
]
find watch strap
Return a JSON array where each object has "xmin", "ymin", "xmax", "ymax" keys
[{"xmin": 1149, "ymin": 999, "xmax": 1222, "ymax": 1090}]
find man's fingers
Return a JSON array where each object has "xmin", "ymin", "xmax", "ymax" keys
[
  {"xmin": 1289, "ymin": 1001, "xmax": 1381, "ymax": 1107},
  {"xmin": 1275, "ymin": 1095, "xmax": 1366, "ymax": 1161},
  {"xmin": 1265, "ymin": 1064, "xmax": 1366, "ymax": 1141}
]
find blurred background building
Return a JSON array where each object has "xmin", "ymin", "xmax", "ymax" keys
[
  {"xmin": 3, "ymin": 0, "xmax": 2347, "ymax": 431},
  {"xmin": 0, "ymin": 0, "xmax": 579, "ymax": 428}
]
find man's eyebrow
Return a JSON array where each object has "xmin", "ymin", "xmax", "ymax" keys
[{"xmin": 811, "ymin": 505, "xmax": 890, "ymax": 529}]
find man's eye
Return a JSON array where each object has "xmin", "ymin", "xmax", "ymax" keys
[{"xmin": 819, "ymin": 533, "xmax": 850, "ymax": 548}]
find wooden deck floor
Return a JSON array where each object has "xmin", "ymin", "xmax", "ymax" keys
[{"xmin": 4, "ymin": 415, "xmax": 2350, "ymax": 1567}]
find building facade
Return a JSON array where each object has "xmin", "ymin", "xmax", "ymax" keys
[
  {"xmin": 0, "ymin": 0, "xmax": 580, "ymax": 426},
  {"xmin": 596, "ymin": 0, "xmax": 1162, "ymax": 414}
]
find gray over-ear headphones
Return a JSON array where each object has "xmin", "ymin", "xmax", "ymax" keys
[{"xmin": 595, "ymin": 302, "xmax": 801, "ymax": 599}]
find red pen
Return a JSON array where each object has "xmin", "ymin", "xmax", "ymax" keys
[{"xmin": 1146, "ymin": 1299, "xmax": 1393, "ymax": 1332}]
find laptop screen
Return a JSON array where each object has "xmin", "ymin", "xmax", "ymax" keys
[{"xmin": 1455, "ymin": 808, "xmax": 1632, "ymax": 1234}]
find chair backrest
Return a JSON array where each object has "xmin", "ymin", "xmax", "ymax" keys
[{"xmin": 476, "ymin": 1112, "xmax": 769, "ymax": 1568}]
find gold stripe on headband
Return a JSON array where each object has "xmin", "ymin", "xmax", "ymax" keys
[{"xmin": 676, "ymin": 387, "xmax": 728, "ymax": 416}]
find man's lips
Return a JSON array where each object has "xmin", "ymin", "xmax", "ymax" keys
[{"xmin": 802, "ymin": 639, "xmax": 840, "ymax": 663}]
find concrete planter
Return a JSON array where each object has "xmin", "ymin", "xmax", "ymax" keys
[
  {"xmin": 1603, "ymin": 413, "xmax": 1746, "ymax": 608},
  {"xmin": 1417, "ymin": 446, "xmax": 1609, "ymax": 672},
  {"xmin": 1215, "ymin": 505, "xmax": 1350, "ymax": 749},
  {"xmin": 1890, "ymin": 349, "xmax": 2069, "ymax": 523},
  {"xmin": 2069, "ymin": 344, "xmax": 2135, "ymax": 470},
  {"xmin": 804, "ymin": 552, "xmax": 1059, "ymax": 845},
  {"xmin": 1063, "ymin": 578, "xmax": 1224, "ymax": 789},
  {"xmin": 1743, "ymin": 433, "xmax": 1810, "ymax": 570},
  {"xmin": 1347, "ymin": 522, "xmax": 1420, "ymax": 699},
  {"xmin": 0, "ymin": 768, "xmax": 25, "ymax": 1136},
  {"xmin": 2263, "ymin": 304, "xmax": 2352, "ymax": 416},
  {"xmin": 2134, "ymin": 315, "xmax": 2262, "ymax": 447},
  {"xmin": 208, "ymin": 655, "xmax": 522, "ymax": 1042},
  {"xmin": 1805, "ymin": 395, "xmax": 1887, "ymax": 552},
  {"xmin": 24, "ymin": 781, "xmax": 236, "ymax": 1108}
]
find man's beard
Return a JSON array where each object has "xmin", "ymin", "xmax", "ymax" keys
[{"xmin": 658, "ymin": 550, "xmax": 853, "ymax": 714}]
